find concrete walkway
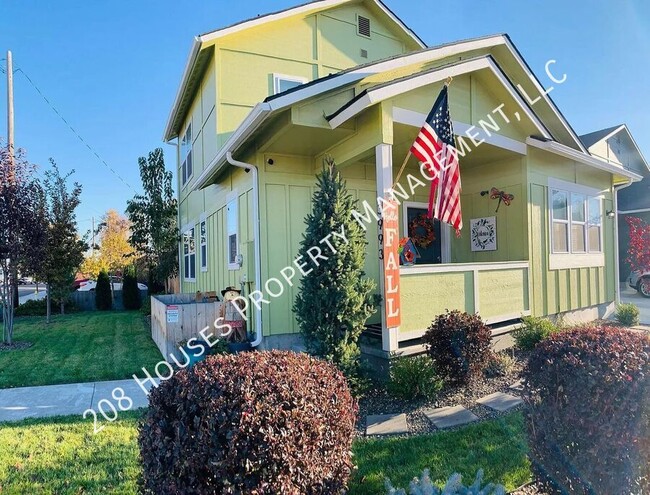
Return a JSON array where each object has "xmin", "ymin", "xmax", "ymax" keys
[{"xmin": 0, "ymin": 378, "xmax": 155, "ymax": 423}]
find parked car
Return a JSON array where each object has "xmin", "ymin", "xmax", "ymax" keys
[
  {"xmin": 629, "ymin": 270, "xmax": 650, "ymax": 298},
  {"xmin": 77, "ymin": 277, "xmax": 148, "ymax": 292},
  {"xmin": 18, "ymin": 277, "xmax": 32, "ymax": 285}
]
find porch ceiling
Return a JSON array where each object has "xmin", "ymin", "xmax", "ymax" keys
[{"xmin": 392, "ymin": 122, "xmax": 521, "ymax": 169}]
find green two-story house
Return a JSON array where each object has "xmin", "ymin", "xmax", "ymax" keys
[{"xmin": 163, "ymin": 0, "xmax": 641, "ymax": 355}]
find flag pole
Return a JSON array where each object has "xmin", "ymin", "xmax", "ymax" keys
[{"xmin": 392, "ymin": 151, "xmax": 411, "ymax": 188}]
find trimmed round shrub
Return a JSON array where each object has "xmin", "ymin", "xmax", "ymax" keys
[
  {"xmin": 513, "ymin": 315, "xmax": 558, "ymax": 351},
  {"xmin": 387, "ymin": 354, "xmax": 443, "ymax": 401},
  {"xmin": 95, "ymin": 270, "xmax": 112, "ymax": 310},
  {"xmin": 423, "ymin": 310, "xmax": 491, "ymax": 384},
  {"xmin": 523, "ymin": 326, "xmax": 650, "ymax": 494},
  {"xmin": 615, "ymin": 302, "xmax": 640, "ymax": 327},
  {"xmin": 122, "ymin": 266, "xmax": 141, "ymax": 310},
  {"xmin": 139, "ymin": 350, "xmax": 358, "ymax": 494}
]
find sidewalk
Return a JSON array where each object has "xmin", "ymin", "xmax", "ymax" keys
[{"xmin": 0, "ymin": 378, "xmax": 154, "ymax": 423}]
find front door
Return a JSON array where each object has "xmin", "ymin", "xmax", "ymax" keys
[{"xmin": 404, "ymin": 205, "xmax": 443, "ymax": 264}]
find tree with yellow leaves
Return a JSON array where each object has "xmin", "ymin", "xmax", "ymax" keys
[{"xmin": 81, "ymin": 209, "xmax": 134, "ymax": 279}]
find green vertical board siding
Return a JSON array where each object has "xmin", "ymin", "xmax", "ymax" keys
[
  {"xmin": 527, "ymin": 148, "xmax": 615, "ymax": 317},
  {"xmin": 399, "ymin": 272, "xmax": 473, "ymax": 334},
  {"xmin": 477, "ymin": 268, "xmax": 529, "ymax": 319}
]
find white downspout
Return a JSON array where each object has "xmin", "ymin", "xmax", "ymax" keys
[
  {"xmin": 226, "ymin": 152, "xmax": 263, "ymax": 347},
  {"xmin": 613, "ymin": 180, "xmax": 634, "ymax": 304}
]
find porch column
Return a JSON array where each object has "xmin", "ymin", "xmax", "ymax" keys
[{"xmin": 375, "ymin": 143, "xmax": 399, "ymax": 352}]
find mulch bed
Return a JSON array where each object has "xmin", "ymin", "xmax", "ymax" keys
[
  {"xmin": 357, "ymin": 349, "xmax": 530, "ymax": 436},
  {"xmin": 0, "ymin": 341, "xmax": 33, "ymax": 352}
]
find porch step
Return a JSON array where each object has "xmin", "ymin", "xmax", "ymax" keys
[{"xmin": 361, "ymin": 319, "xmax": 523, "ymax": 360}]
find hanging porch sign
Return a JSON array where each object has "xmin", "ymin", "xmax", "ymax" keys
[
  {"xmin": 470, "ymin": 216, "xmax": 497, "ymax": 251},
  {"xmin": 381, "ymin": 200, "xmax": 401, "ymax": 328}
]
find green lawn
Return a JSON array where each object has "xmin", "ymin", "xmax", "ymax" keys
[
  {"xmin": 0, "ymin": 412, "xmax": 531, "ymax": 494},
  {"xmin": 0, "ymin": 412, "xmax": 142, "ymax": 494},
  {"xmin": 0, "ymin": 312, "xmax": 162, "ymax": 389},
  {"xmin": 350, "ymin": 413, "xmax": 531, "ymax": 495}
]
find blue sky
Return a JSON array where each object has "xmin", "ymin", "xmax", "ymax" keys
[{"xmin": 0, "ymin": 0, "xmax": 648, "ymax": 235}]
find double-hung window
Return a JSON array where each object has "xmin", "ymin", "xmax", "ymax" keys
[
  {"xmin": 549, "ymin": 179, "xmax": 603, "ymax": 269},
  {"xmin": 183, "ymin": 228, "xmax": 196, "ymax": 281},
  {"xmin": 181, "ymin": 124, "xmax": 193, "ymax": 186},
  {"xmin": 199, "ymin": 220, "xmax": 207, "ymax": 272}
]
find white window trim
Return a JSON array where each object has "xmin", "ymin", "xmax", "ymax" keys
[
  {"xmin": 272, "ymin": 73, "xmax": 308, "ymax": 95},
  {"xmin": 181, "ymin": 123, "xmax": 193, "ymax": 188},
  {"xmin": 199, "ymin": 215, "xmax": 208, "ymax": 273},
  {"xmin": 402, "ymin": 201, "xmax": 450, "ymax": 264},
  {"xmin": 183, "ymin": 227, "xmax": 196, "ymax": 282},
  {"xmin": 226, "ymin": 192, "xmax": 240, "ymax": 271},
  {"xmin": 548, "ymin": 178, "xmax": 605, "ymax": 270}
]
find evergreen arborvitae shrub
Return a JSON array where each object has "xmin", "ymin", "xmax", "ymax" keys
[
  {"xmin": 293, "ymin": 157, "xmax": 377, "ymax": 381},
  {"xmin": 95, "ymin": 270, "xmax": 112, "ymax": 310},
  {"xmin": 422, "ymin": 310, "xmax": 491, "ymax": 384},
  {"xmin": 523, "ymin": 326, "xmax": 650, "ymax": 494},
  {"xmin": 122, "ymin": 266, "xmax": 141, "ymax": 310},
  {"xmin": 139, "ymin": 351, "xmax": 358, "ymax": 494}
]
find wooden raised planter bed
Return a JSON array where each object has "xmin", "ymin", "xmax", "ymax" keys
[{"xmin": 150, "ymin": 294, "xmax": 223, "ymax": 360}]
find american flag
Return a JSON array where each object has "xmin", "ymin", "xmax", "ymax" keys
[{"xmin": 409, "ymin": 85, "xmax": 462, "ymax": 235}]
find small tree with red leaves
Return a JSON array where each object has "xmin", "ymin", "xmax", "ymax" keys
[
  {"xmin": 626, "ymin": 216, "xmax": 650, "ymax": 273},
  {"xmin": 0, "ymin": 145, "xmax": 48, "ymax": 344}
]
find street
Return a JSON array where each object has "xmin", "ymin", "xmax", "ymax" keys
[{"xmin": 621, "ymin": 283, "xmax": 650, "ymax": 325}]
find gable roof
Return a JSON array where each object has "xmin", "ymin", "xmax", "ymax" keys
[
  {"xmin": 193, "ymin": 33, "xmax": 597, "ymax": 189},
  {"xmin": 580, "ymin": 125, "xmax": 622, "ymax": 148},
  {"xmin": 163, "ymin": 0, "xmax": 425, "ymax": 142},
  {"xmin": 580, "ymin": 124, "xmax": 650, "ymax": 173}
]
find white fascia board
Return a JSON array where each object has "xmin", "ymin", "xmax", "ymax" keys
[
  {"xmin": 526, "ymin": 137, "xmax": 643, "ymax": 181},
  {"xmin": 393, "ymin": 106, "xmax": 527, "ymax": 155},
  {"xmin": 329, "ymin": 56, "xmax": 551, "ymax": 142},
  {"xmin": 200, "ymin": 0, "xmax": 351, "ymax": 43},
  {"xmin": 372, "ymin": 0, "xmax": 426, "ymax": 48},
  {"xmin": 327, "ymin": 58, "xmax": 495, "ymax": 129},
  {"xmin": 502, "ymin": 37, "xmax": 587, "ymax": 153},
  {"xmin": 267, "ymin": 35, "xmax": 508, "ymax": 111},
  {"xmin": 163, "ymin": 37, "xmax": 202, "ymax": 141},
  {"xmin": 194, "ymin": 103, "xmax": 271, "ymax": 190},
  {"xmin": 199, "ymin": 0, "xmax": 426, "ymax": 48}
]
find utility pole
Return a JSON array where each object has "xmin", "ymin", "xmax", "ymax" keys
[
  {"xmin": 7, "ymin": 50, "xmax": 14, "ymax": 178},
  {"xmin": 91, "ymin": 216, "xmax": 95, "ymax": 255},
  {"xmin": 6, "ymin": 51, "xmax": 19, "ymax": 308}
]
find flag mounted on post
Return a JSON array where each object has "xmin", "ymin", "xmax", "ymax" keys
[{"xmin": 409, "ymin": 84, "xmax": 463, "ymax": 236}]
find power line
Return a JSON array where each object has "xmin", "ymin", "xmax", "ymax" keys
[{"xmin": 12, "ymin": 66, "xmax": 138, "ymax": 194}]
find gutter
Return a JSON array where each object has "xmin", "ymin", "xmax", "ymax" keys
[
  {"xmin": 613, "ymin": 180, "xmax": 634, "ymax": 304},
  {"xmin": 226, "ymin": 152, "xmax": 263, "ymax": 347}
]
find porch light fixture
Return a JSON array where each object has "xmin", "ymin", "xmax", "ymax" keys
[{"xmin": 606, "ymin": 209, "xmax": 615, "ymax": 218}]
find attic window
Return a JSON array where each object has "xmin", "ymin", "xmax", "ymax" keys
[{"xmin": 357, "ymin": 15, "xmax": 371, "ymax": 37}]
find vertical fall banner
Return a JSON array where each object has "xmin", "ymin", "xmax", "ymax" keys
[{"xmin": 382, "ymin": 200, "xmax": 401, "ymax": 328}]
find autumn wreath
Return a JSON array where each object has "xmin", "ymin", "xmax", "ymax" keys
[{"xmin": 408, "ymin": 213, "xmax": 435, "ymax": 248}]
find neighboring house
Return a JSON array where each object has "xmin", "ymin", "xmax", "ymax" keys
[
  {"xmin": 580, "ymin": 125, "xmax": 650, "ymax": 283},
  {"xmin": 164, "ymin": 0, "xmax": 642, "ymax": 356}
]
